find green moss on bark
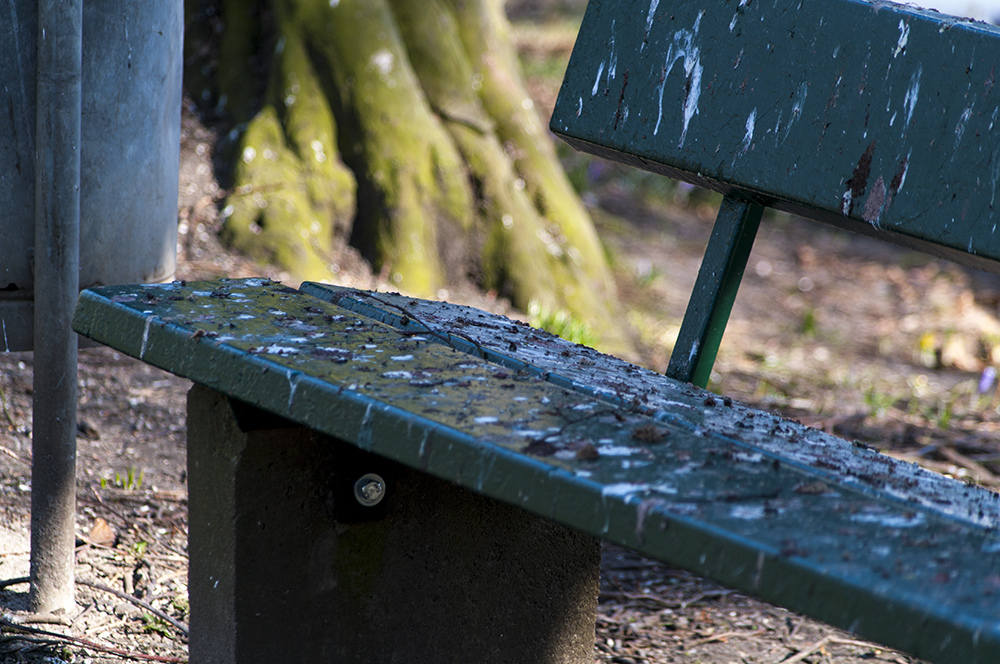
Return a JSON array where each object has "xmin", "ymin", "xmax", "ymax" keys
[
  {"xmin": 295, "ymin": 0, "xmax": 474, "ymax": 295},
  {"xmin": 195, "ymin": 0, "xmax": 634, "ymax": 353},
  {"xmin": 446, "ymin": 0, "xmax": 614, "ymax": 284},
  {"xmin": 391, "ymin": 0, "xmax": 630, "ymax": 352},
  {"xmin": 221, "ymin": 13, "xmax": 356, "ymax": 281}
]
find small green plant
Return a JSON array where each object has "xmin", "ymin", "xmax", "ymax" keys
[
  {"xmin": 142, "ymin": 612, "xmax": 172, "ymax": 638},
  {"xmin": 863, "ymin": 385, "xmax": 895, "ymax": 418},
  {"xmin": 101, "ymin": 466, "xmax": 144, "ymax": 491},
  {"xmin": 799, "ymin": 307, "xmax": 818, "ymax": 338},
  {"xmin": 172, "ymin": 594, "xmax": 190, "ymax": 620},
  {"xmin": 635, "ymin": 262, "xmax": 662, "ymax": 288},
  {"xmin": 132, "ymin": 540, "xmax": 149, "ymax": 557},
  {"xmin": 527, "ymin": 300, "xmax": 599, "ymax": 347},
  {"xmin": 936, "ymin": 398, "xmax": 954, "ymax": 430},
  {"xmin": 0, "ymin": 384, "xmax": 16, "ymax": 429}
]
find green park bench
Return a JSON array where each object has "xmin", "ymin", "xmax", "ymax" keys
[{"xmin": 72, "ymin": 1, "xmax": 1000, "ymax": 663}]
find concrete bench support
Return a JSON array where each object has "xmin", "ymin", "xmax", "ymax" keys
[{"xmin": 186, "ymin": 384, "xmax": 602, "ymax": 664}]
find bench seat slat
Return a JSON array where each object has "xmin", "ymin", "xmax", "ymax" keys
[
  {"xmin": 551, "ymin": 0, "xmax": 1000, "ymax": 272},
  {"xmin": 74, "ymin": 279, "xmax": 1000, "ymax": 664},
  {"xmin": 302, "ymin": 282, "xmax": 1000, "ymax": 532}
]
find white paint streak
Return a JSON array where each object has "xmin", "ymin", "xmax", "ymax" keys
[
  {"xmin": 597, "ymin": 445, "xmax": 642, "ymax": 456},
  {"xmin": 418, "ymin": 428, "xmax": 431, "ymax": 460},
  {"xmin": 358, "ymin": 403, "xmax": 374, "ymax": 449},
  {"xmin": 729, "ymin": 0, "xmax": 751, "ymax": 31},
  {"xmin": 687, "ymin": 339, "xmax": 700, "ymax": 363},
  {"xmin": 897, "ymin": 149, "xmax": 911, "ymax": 192},
  {"xmin": 643, "ymin": 0, "xmax": 660, "ymax": 50},
  {"xmin": 893, "ymin": 19, "xmax": 909, "ymax": 58},
  {"xmin": 903, "ymin": 65, "xmax": 922, "ymax": 129},
  {"xmin": 954, "ymin": 106, "xmax": 973, "ymax": 150},
  {"xmin": 287, "ymin": 371, "xmax": 300, "ymax": 412},
  {"xmin": 741, "ymin": 108, "xmax": 757, "ymax": 154},
  {"xmin": 841, "ymin": 190, "xmax": 853, "ymax": 216},
  {"xmin": 783, "ymin": 83, "xmax": 808, "ymax": 142},
  {"xmin": 602, "ymin": 483, "xmax": 650, "ymax": 498},
  {"xmin": 140, "ymin": 316, "xmax": 152, "ymax": 359},
  {"xmin": 654, "ymin": 12, "xmax": 704, "ymax": 147},
  {"xmin": 264, "ymin": 344, "xmax": 299, "ymax": 354},
  {"xmin": 851, "ymin": 511, "xmax": 926, "ymax": 528},
  {"xmin": 730, "ymin": 505, "xmax": 766, "ymax": 520},
  {"xmin": 592, "ymin": 60, "xmax": 606, "ymax": 96},
  {"xmin": 608, "ymin": 22, "xmax": 618, "ymax": 81}
]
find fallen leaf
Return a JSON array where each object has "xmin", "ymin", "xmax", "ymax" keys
[{"xmin": 88, "ymin": 517, "xmax": 116, "ymax": 547}]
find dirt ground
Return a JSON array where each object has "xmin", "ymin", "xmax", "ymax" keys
[{"xmin": 4, "ymin": 4, "xmax": 1000, "ymax": 663}]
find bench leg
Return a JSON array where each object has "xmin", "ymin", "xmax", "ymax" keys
[
  {"xmin": 187, "ymin": 384, "xmax": 601, "ymax": 664},
  {"xmin": 666, "ymin": 196, "xmax": 763, "ymax": 387}
]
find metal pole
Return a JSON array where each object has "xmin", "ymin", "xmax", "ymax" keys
[{"xmin": 31, "ymin": 0, "xmax": 82, "ymax": 615}]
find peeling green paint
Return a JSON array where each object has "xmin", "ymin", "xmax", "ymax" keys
[{"xmin": 552, "ymin": 0, "xmax": 1000, "ymax": 272}]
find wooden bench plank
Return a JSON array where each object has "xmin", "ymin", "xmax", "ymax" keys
[
  {"xmin": 551, "ymin": 0, "xmax": 1000, "ymax": 271},
  {"xmin": 74, "ymin": 278, "xmax": 1000, "ymax": 664}
]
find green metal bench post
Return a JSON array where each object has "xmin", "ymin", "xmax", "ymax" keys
[{"xmin": 666, "ymin": 197, "xmax": 763, "ymax": 386}]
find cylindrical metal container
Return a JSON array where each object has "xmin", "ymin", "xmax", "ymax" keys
[{"xmin": 1, "ymin": 3, "xmax": 182, "ymax": 351}]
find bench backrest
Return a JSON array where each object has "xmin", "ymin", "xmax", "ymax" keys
[{"xmin": 551, "ymin": 0, "xmax": 1000, "ymax": 272}]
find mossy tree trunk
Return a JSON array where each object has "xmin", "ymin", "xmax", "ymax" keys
[{"xmin": 185, "ymin": 0, "xmax": 631, "ymax": 353}]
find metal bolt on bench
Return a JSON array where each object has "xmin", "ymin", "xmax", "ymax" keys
[
  {"xmin": 353, "ymin": 473, "xmax": 386, "ymax": 507},
  {"xmin": 73, "ymin": 1, "xmax": 1000, "ymax": 663}
]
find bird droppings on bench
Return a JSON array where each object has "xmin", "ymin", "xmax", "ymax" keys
[
  {"xmin": 304, "ymin": 282, "xmax": 1000, "ymax": 531},
  {"xmin": 73, "ymin": 277, "xmax": 1000, "ymax": 664}
]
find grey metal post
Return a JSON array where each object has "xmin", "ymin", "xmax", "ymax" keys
[{"xmin": 30, "ymin": 0, "xmax": 83, "ymax": 614}]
